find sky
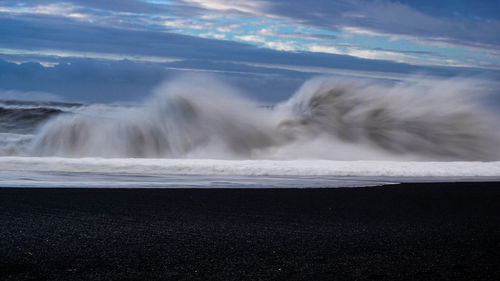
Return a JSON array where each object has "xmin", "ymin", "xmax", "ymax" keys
[{"xmin": 0, "ymin": 0, "xmax": 499, "ymax": 102}]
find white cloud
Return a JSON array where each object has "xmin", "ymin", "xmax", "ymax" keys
[
  {"xmin": 1, "ymin": 0, "xmax": 497, "ymax": 70},
  {"xmin": 265, "ymin": 41, "xmax": 296, "ymax": 52},
  {"xmin": 0, "ymin": 48, "xmax": 182, "ymax": 64},
  {"xmin": 308, "ymin": 45, "xmax": 343, "ymax": 55},
  {"xmin": 182, "ymin": 0, "xmax": 270, "ymax": 15},
  {"xmin": 256, "ymin": 28, "xmax": 276, "ymax": 36},
  {"xmin": 176, "ymin": 0, "xmax": 499, "ymax": 68},
  {"xmin": 345, "ymin": 48, "xmax": 476, "ymax": 68},
  {"xmin": 235, "ymin": 35, "xmax": 266, "ymax": 43},
  {"xmin": 164, "ymin": 18, "xmax": 205, "ymax": 30},
  {"xmin": 0, "ymin": 3, "xmax": 92, "ymax": 21},
  {"xmin": 234, "ymin": 35, "xmax": 296, "ymax": 52}
]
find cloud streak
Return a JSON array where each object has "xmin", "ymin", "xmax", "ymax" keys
[
  {"xmin": 172, "ymin": 0, "xmax": 500, "ymax": 67},
  {"xmin": 1, "ymin": 0, "xmax": 499, "ymax": 93}
]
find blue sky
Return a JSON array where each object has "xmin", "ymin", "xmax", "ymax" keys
[{"xmin": 0, "ymin": 0, "xmax": 499, "ymax": 102}]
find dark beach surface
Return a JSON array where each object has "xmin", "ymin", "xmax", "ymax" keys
[{"xmin": 1, "ymin": 182, "xmax": 499, "ymax": 281}]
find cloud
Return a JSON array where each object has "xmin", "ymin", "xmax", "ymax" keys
[
  {"xmin": 1, "ymin": 0, "xmax": 499, "ymax": 93},
  {"xmin": 175, "ymin": 0, "xmax": 500, "ymax": 67},
  {"xmin": 0, "ymin": 15, "xmax": 413, "ymax": 74},
  {"xmin": 0, "ymin": 2, "xmax": 92, "ymax": 21},
  {"xmin": 0, "ymin": 59, "xmax": 167, "ymax": 102},
  {"xmin": 264, "ymin": 0, "xmax": 500, "ymax": 50},
  {"xmin": 0, "ymin": 15, "xmax": 260, "ymax": 62},
  {"xmin": 33, "ymin": 3, "xmax": 87, "ymax": 18},
  {"xmin": 182, "ymin": 0, "xmax": 270, "ymax": 15},
  {"xmin": 163, "ymin": 18, "xmax": 205, "ymax": 30},
  {"xmin": 256, "ymin": 28, "xmax": 337, "ymax": 41},
  {"xmin": 0, "ymin": 57, "xmax": 305, "ymax": 103},
  {"xmin": 234, "ymin": 35, "xmax": 266, "ymax": 43},
  {"xmin": 177, "ymin": 0, "xmax": 500, "ymax": 58},
  {"xmin": 308, "ymin": 45, "xmax": 343, "ymax": 55},
  {"xmin": 3, "ymin": 0, "xmax": 498, "ymax": 52},
  {"xmin": 2, "ymin": 0, "xmax": 499, "ymax": 68},
  {"xmin": 264, "ymin": 41, "xmax": 297, "ymax": 52},
  {"xmin": 1, "ymin": 50, "xmax": 499, "ymax": 104},
  {"xmin": 2, "ymin": 0, "xmax": 178, "ymax": 14},
  {"xmin": 0, "ymin": 89, "xmax": 61, "ymax": 101}
]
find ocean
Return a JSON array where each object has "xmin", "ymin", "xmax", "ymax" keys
[{"xmin": 1, "ymin": 76, "xmax": 499, "ymax": 188}]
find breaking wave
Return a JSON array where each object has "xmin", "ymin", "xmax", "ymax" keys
[
  {"xmin": 9, "ymin": 75, "xmax": 500, "ymax": 160},
  {"xmin": 0, "ymin": 106, "xmax": 63, "ymax": 134}
]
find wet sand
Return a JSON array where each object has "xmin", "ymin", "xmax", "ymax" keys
[{"xmin": 1, "ymin": 182, "xmax": 499, "ymax": 280}]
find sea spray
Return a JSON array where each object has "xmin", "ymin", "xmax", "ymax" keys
[
  {"xmin": 274, "ymin": 77, "xmax": 499, "ymax": 160},
  {"xmin": 31, "ymin": 76, "xmax": 279, "ymax": 158},
  {"xmin": 28, "ymin": 75, "xmax": 500, "ymax": 160}
]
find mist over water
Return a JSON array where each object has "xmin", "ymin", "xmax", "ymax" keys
[{"xmin": 7, "ymin": 75, "xmax": 500, "ymax": 161}]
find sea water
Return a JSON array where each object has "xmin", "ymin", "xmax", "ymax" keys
[{"xmin": 1, "ymin": 75, "xmax": 499, "ymax": 188}]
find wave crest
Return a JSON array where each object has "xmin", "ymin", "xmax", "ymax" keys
[{"xmin": 30, "ymin": 75, "xmax": 500, "ymax": 160}]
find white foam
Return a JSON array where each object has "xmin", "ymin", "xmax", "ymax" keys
[{"xmin": 1, "ymin": 157, "xmax": 499, "ymax": 177}]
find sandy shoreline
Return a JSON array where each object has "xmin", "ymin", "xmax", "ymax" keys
[{"xmin": 1, "ymin": 182, "xmax": 499, "ymax": 280}]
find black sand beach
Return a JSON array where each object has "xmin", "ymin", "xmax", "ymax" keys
[{"xmin": 1, "ymin": 182, "xmax": 499, "ymax": 280}]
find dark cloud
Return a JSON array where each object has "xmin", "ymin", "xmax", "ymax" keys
[
  {"xmin": 67, "ymin": 0, "xmax": 205, "ymax": 17},
  {"xmin": 0, "ymin": 16, "xmax": 406, "ymax": 71},
  {"xmin": 0, "ymin": 0, "xmax": 206, "ymax": 19},
  {"xmin": 3, "ymin": 0, "xmax": 499, "ymax": 50},
  {"xmin": 2, "ymin": 53, "xmax": 497, "ymax": 103},
  {"xmin": 394, "ymin": 0, "xmax": 500, "ymax": 21},
  {"xmin": 0, "ymin": 15, "xmax": 257, "ymax": 60},
  {"xmin": 0, "ymin": 59, "xmax": 166, "ymax": 102},
  {"xmin": 370, "ymin": 48, "xmax": 446, "ymax": 58},
  {"xmin": 4, "ymin": 14, "xmax": 489, "ymax": 78},
  {"xmin": 1, "ymin": 2, "xmax": 499, "ymax": 103},
  {"xmin": 2, "ymin": 0, "xmax": 158, "ymax": 13},
  {"xmin": 255, "ymin": 0, "xmax": 500, "ymax": 49},
  {"xmin": 0, "ymin": 56, "xmax": 315, "ymax": 102}
]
